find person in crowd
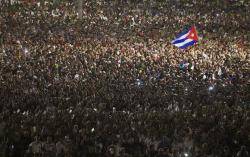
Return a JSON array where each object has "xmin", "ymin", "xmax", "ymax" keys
[
  {"xmin": 237, "ymin": 146, "xmax": 249, "ymax": 157},
  {"xmin": 28, "ymin": 136, "xmax": 43, "ymax": 157},
  {"xmin": 55, "ymin": 138, "xmax": 65, "ymax": 157},
  {"xmin": 0, "ymin": 0, "xmax": 249, "ymax": 156},
  {"xmin": 43, "ymin": 136, "xmax": 56, "ymax": 157}
]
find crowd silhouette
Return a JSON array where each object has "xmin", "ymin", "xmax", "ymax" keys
[{"xmin": 0, "ymin": 0, "xmax": 249, "ymax": 157}]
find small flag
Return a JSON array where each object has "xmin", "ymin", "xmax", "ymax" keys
[{"xmin": 172, "ymin": 26, "xmax": 198, "ymax": 49}]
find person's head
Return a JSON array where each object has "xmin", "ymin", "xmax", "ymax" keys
[
  {"xmin": 241, "ymin": 146, "xmax": 246, "ymax": 151},
  {"xmin": 158, "ymin": 148, "xmax": 164, "ymax": 154},
  {"xmin": 65, "ymin": 135, "xmax": 70, "ymax": 142},
  {"xmin": 223, "ymin": 146, "xmax": 230, "ymax": 154},
  {"xmin": 108, "ymin": 146, "xmax": 115, "ymax": 155},
  {"xmin": 150, "ymin": 145, "xmax": 155, "ymax": 151},
  {"xmin": 163, "ymin": 147, "xmax": 170, "ymax": 155},
  {"xmin": 73, "ymin": 124, "xmax": 78, "ymax": 131}
]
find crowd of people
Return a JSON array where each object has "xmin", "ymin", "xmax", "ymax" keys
[{"xmin": 0, "ymin": 0, "xmax": 249, "ymax": 157}]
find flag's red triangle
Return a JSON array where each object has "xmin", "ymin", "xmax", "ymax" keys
[{"xmin": 187, "ymin": 26, "xmax": 198, "ymax": 41}]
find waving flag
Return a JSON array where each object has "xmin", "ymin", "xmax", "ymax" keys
[{"xmin": 172, "ymin": 26, "xmax": 198, "ymax": 49}]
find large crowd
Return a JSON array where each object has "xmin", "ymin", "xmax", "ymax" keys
[{"xmin": 0, "ymin": 0, "xmax": 249, "ymax": 157}]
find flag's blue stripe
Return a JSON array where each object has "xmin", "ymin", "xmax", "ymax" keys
[
  {"xmin": 176, "ymin": 29, "xmax": 189, "ymax": 38},
  {"xmin": 179, "ymin": 41, "xmax": 196, "ymax": 49},
  {"xmin": 172, "ymin": 38, "xmax": 188, "ymax": 44}
]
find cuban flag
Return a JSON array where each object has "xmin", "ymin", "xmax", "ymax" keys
[{"xmin": 171, "ymin": 26, "xmax": 198, "ymax": 49}]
